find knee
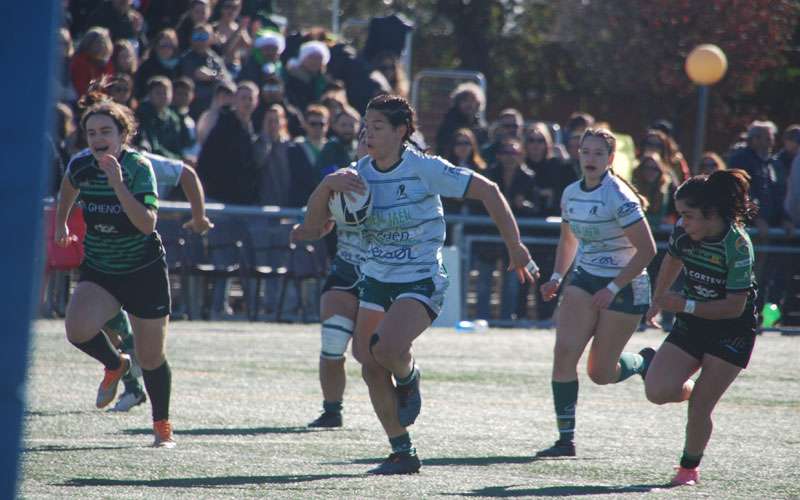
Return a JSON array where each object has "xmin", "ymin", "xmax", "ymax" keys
[
  {"xmin": 553, "ymin": 342, "xmax": 580, "ymax": 369},
  {"xmin": 64, "ymin": 316, "xmax": 94, "ymax": 344},
  {"xmin": 687, "ymin": 398, "xmax": 713, "ymax": 421},
  {"xmin": 138, "ymin": 353, "xmax": 166, "ymax": 371},
  {"xmin": 587, "ymin": 366, "xmax": 615, "ymax": 386},
  {"xmin": 320, "ymin": 315, "xmax": 353, "ymax": 362},
  {"xmin": 645, "ymin": 383, "xmax": 672, "ymax": 405}
]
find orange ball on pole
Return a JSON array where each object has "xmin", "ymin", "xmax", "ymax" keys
[{"xmin": 685, "ymin": 44, "xmax": 728, "ymax": 86}]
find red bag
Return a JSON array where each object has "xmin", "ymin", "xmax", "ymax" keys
[{"xmin": 44, "ymin": 205, "xmax": 86, "ymax": 271}]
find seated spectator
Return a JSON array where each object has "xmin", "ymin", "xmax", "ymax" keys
[
  {"xmin": 86, "ymin": 0, "xmax": 145, "ymax": 47},
  {"xmin": 315, "ymin": 105, "xmax": 360, "ymax": 181},
  {"xmin": 481, "ymin": 108, "xmax": 523, "ymax": 166},
  {"xmin": 523, "ymin": 122, "xmax": 578, "ymax": 217},
  {"xmin": 238, "ymin": 29, "xmax": 284, "ymax": 88},
  {"xmin": 254, "ymin": 104, "xmax": 292, "ymax": 206},
  {"xmin": 180, "ymin": 23, "xmax": 233, "ymax": 118},
  {"xmin": 135, "ymin": 28, "xmax": 180, "ymax": 99},
  {"xmin": 196, "ymin": 80, "xmax": 236, "ymax": 145},
  {"xmin": 286, "ymin": 104, "xmax": 329, "ymax": 207},
  {"xmin": 171, "ymin": 77, "xmax": 198, "ymax": 161},
  {"xmin": 640, "ymin": 128, "xmax": 690, "ymax": 184},
  {"xmin": 697, "ymin": 151, "xmax": 727, "ymax": 175},
  {"xmin": 435, "ymin": 82, "xmax": 488, "ymax": 156},
  {"xmin": 176, "ymin": 0, "xmax": 211, "ymax": 52},
  {"xmin": 632, "ymin": 152, "xmax": 677, "ymax": 228},
  {"xmin": 112, "ymin": 39, "xmax": 138, "ymax": 77},
  {"xmin": 196, "ymin": 80, "xmax": 260, "ymax": 205},
  {"xmin": 70, "ymin": 26, "xmax": 115, "ymax": 98},
  {"xmin": 251, "ymin": 74, "xmax": 304, "ymax": 138},
  {"xmin": 283, "ymin": 40, "xmax": 334, "ymax": 112},
  {"xmin": 106, "ymin": 73, "xmax": 137, "ymax": 110},
  {"xmin": 212, "ymin": 0, "xmax": 251, "ymax": 77},
  {"xmin": 136, "ymin": 76, "xmax": 192, "ymax": 160}
]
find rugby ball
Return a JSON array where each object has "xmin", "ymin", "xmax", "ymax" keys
[{"xmin": 328, "ymin": 170, "xmax": 372, "ymax": 226}]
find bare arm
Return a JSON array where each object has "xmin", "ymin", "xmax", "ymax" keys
[
  {"xmin": 98, "ymin": 155, "xmax": 157, "ymax": 234},
  {"xmin": 540, "ymin": 221, "xmax": 579, "ymax": 301},
  {"xmin": 291, "ymin": 169, "xmax": 365, "ymax": 242},
  {"xmin": 608, "ymin": 219, "xmax": 657, "ymax": 290},
  {"xmin": 657, "ymin": 289, "xmax": 749, "ymax": 321},
  {"xmin": 465, "ymin": 173, "xmax": 538, "ymax": 283},
  {"xmin": 179, "ymin": 165, "xmax": 213, "ymax": 233},
  {"xmin": 54, "ymin": 175, "xmax": 79, "ymax": 246}
]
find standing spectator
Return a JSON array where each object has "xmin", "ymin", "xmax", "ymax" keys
[
  {"xmin": 251, "ymin": 74, "xmax": 304, "ymax": 138},
  {"xmin": 770, "ymin": 125, "xmax": 800, "ymax": 216},
  {"xmin": 212, "ymin": 0, "xmax": 251, "ymax": 78},
  {"xmin": 283, "ymin": 41, "xmax": 333, "ymax": 113},
  {"xmin": 632, "ymin": 152, "xmax": 677, "ymax": 228},
  {"xmin": 697, "ymin": 152, "xmax": 727, "ymax": 176},
  {"xmin": 180, "ymin": 23, "xmax": 233, "ymax": 118},
  {"xmin": 171, "ymin": 77, "xmax": 199, "ymax": 162},
  {"xmin": 112, "ymin": 39, "xmax": 138, "ymax": 77},
  {"xmin": 474, "ymin": 137, "xmax": 535, "ymax": 320},
  {"xmin": 315, "ymin": 106, "xmax": 360, "ymax": 181},
  {"xmin": 727, "ymin": 121, "xmax": 781, "ymax": 234},
  {"xmin": 86, "ymin": 0, "xmax": 145, "ymax": 47},
  {"xmin": 287, "ymin": 105, "xmax": 329, "ymax": 207},
  {"xmin": 369, "ymin": 50, "xmax": 409, "ymax": 98},
  {"xmin": 524, "ymin": 122, "xmax": 578, "ymax": 216},
  {"xmin": 142, "ymin": 0, "xmax": 191, "ymax": 37},
  {"xmin": 254, "ymin": 104, "xmax": 292, "ymax": 207},
  {"xmin": 134, "ymin": 29, "xmax": 180, "ymax": 99},
  {"xmin": 57, "ymin": 28, "xmax": 78, "ymax": 104},
  {"xmin": 522, "ymin": 122, "xmax": 578, "ymax": 323},
  {"xmin": 70, "ymin": 26, "xmax": 115, "ymax": 98},
  {"xmin": 196, "ymin": 80, "xmax": 236, "ymax": 145},
  {"xmin": 238, "ymin": 29, "xmax": 284, "ymax": 89},
  {"xmin": 640, "ymin": 128, "xmax": 690, "ymax": 184},
  {"xmin": 197, "ymin": 81, "xmax": 260, "ymax": 204},
  {"xmin": 481, "ymin": 109, "xmax": 523, "ymax": 166},
  {"xmin": 196, "ymin": 81, "xmax": 260, "ymax": 319},
  {"xmin": 435, "ymin": 82, "xmax": 488, "ymax": 156},
  {"xmin": 136, "ymin": 77, "xmax": 191, "ymax": 160},
  {"xmin": 785, "ymin": 129, "xmax": 800, "ymax": 225},
  {"xmin": 176, "ymin": 0, "xmax": 211, "ymax": 52}
]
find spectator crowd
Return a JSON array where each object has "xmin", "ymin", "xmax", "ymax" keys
[{"xmin": 51, "ymin": 0, "xmax": 800, "ymax": 325}]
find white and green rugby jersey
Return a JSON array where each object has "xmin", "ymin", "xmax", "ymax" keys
[
  {"xmin": 561, "ymin": 172, "xmax": 646, "ymax": 278},
  {"xmin": 356, "ymin": 147, "xmax": 473, "ymax": 283},
  {"xmin": 335, "ymin": 161, "xmax": 368, "ymax": 267}
]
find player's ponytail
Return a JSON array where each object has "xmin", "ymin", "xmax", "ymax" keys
[
  {"xmin": 78, "ymin": 76, "xmax": 138, "ymax": 144},
  {"xmin": 675, "ymin": 169, "xmax": 758, "ymax": 224}
]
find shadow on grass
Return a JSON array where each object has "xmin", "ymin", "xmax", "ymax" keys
[
  {"xmin": 348, "ymin": 456, "xmax": 605, "ymax": 466},
  {"xmin": 122, "ymin": 426, "xmax": 313, "ymax": 436},
  {"xmin": 25, "ymin": 410, "xmax": 91, "ymax": 417},
  {"xmin": 62, "ymin": 473, "xmax": 362, "ymax": 488},
  {"xmin": 23, "ymin": 444, "xmax": 133, "ymax": 453},
  {"xmin": 458, "ymin": 483, "xmax": 666, "ymax": 497}
]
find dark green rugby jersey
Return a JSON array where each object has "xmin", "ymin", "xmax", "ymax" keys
[
  {"xmin": 667, "ymin": 221, "xmax": 756, "ymax": 304},
  {"xmin": 67, "ymin": 147, "xmax": 165, "ymax": 274}
]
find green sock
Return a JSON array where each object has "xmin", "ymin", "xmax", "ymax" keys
[
  {"xmin": 122, "ymin": 371, "xmax": 143, "ymax": 394},
  {"xmin": 680, "ymin": 450, "xmax": 703, "ymax": 469},
  {"xmin": 389, "ymin": 432, "xmax": 416, "ymax": 456},
  {"xmin": 395, "ymin": 363, "xmax": 418, "ymax": 386},
  {"xmin": 552, "ymin": 380, "xmax": 578, "ymax": 442},
  {"xmin": 104, "ymin": 310, "xmax": 131, "ymax": 335},
  {"xmin": 616, "ymin": 352, "xmax": 644, "ymax": 382}
]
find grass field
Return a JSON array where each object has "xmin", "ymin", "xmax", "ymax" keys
[{"xmin": 19, "ymin": 320, "xmax": 800, "ymax": 499}]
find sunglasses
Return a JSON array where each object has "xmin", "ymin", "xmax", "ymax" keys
[
  {"xmin": 454, "ymin": 140, "xmax": 472, "ymax": 146},
  {"xmin": 307, "ymin": 121, "xmax": 325, "ymax": 128},
  {"xmin": 526, "ymin": 137, "xmax": 546, "ymax": 144},
  {"xmin": 157, "ymin": 43, "xmax": 176, "ymax": 50},
  {"xmin": 644, "ymin": 140, "xmax": 663, "ymax": 148},
  {"xmin": 191, "ymin": 32, "xmax": 211, "ymax": 42},
  {"xmin": 701, "ymin": 161, "xmax": 718, "ymax": 168},
  {"xmin": 498, "ymin": 149, "xmax": 521, "ymax": 155}
]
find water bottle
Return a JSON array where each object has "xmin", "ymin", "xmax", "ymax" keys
[
  {"xmin": 455, "ymin": 319, "xmax": 489, "ymax": 333},
  {"xmin": 761, "ymin": 303, "xmax": 781, "ymax": 328}
]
